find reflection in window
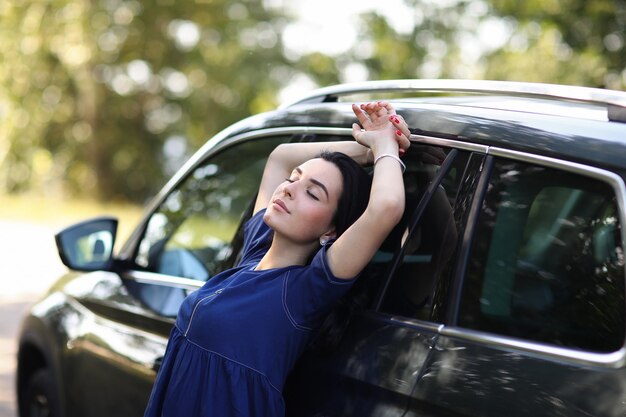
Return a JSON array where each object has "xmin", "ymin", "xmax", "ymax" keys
[
  {"xmin": 135, "ymin": 137, "xmax": 285, "ymax": 280},
  {"xmin": 380, "ymin": 149, "xmax": 476, "ymax": 320},
  {"xmin": 459, "ymin": 160, "xmax": 625, "ymax": 352}
]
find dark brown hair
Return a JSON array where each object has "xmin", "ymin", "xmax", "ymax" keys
[{"xmin": 317, "ymin": 151, "xmax": 371, "ymax": 237}]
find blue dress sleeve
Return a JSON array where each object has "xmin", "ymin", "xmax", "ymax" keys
[
  {"xmin": 282, "ymin": 243, "xmax": 358, "ymax": 330},
  {"xmin": 237, "ymin": 208, "xmax": 272, "ymax": 267}
]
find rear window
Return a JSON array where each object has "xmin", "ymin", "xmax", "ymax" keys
[{"xmin": 458, "ymin": 159, "xmax": 625, "ymax": 353}]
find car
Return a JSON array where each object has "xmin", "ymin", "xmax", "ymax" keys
[{"xmin": 16, "ymin": 79, "xmax": 626, "ymax": 417}]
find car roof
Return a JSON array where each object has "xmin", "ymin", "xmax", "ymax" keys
[
  {"xmin": 243, "ymin": 80, "xmax": 626, "ymax": 172},
  {"xmin": 279, "ymin": 79, "xmax": 626, "ymax": 119}
]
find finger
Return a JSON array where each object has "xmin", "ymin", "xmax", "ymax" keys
[
  {"xmin": 395, "ymin": 130, "xmax": 411, "ymax": 151},
  {"xmin": 389, "ymin": 115, "xmax": 411, "ymax": 138},
  {"xmin": 367, "ymin": 102, "xmax": 391, "ymax": 124},
  {"xmin": 351, "ymin": 122, "xmax": 363, "ymax": 141},
  {"xmin": 362, "ymin": 102, "xmax": 375, "ymax": 116},
  {"xmin": 352, "ymin": 104, "xmax": 370, "ymax": 126},
  {"xmin": 397, "ymin": 137, "xmax": 411, "ymax": 153},
  {"xmin": 382, "ymin": 101, "xmax": 396, "ymax": 115}
]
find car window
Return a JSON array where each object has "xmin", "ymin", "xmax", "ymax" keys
[
  {"xmin": 135, "ymin": 136, "xmax": 286, "ymax": 281},
  {"xmin": 379, "ymin": 148, "xmax": 477, "ymax": 321},
  {"xmin": 458, "ymin": 159, "xmax": 625, "ymax": 353}
]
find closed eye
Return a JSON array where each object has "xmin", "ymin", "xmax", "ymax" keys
[
  {"xmin": 285, "ymin": 178, "xmax": 295, "ymax": 183},
  {"xmin": 307, "ymin": 190, "xmax": 319, "ymax": 201}
]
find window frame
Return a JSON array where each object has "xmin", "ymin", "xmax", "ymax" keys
[
  {"xmin": 117, "ymin": 127, "xmax": 362, "ymax": 290},
  {"xmin": 373, "ymin": 148, "xmax": 485, "ymax": 320},
  {"xmin": 444, "ymin": 146, "xmax": 626, "ymax": 368},
  {"xmin": 366, "ymin": 135, "xmax": 488, "ymax": 320}
]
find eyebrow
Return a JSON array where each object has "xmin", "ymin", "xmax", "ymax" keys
[{"xmin": 295, "ymin": 167, "xmax": 329, "ymax": 199}]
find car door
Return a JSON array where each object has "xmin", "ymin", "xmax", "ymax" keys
[
  {"xmin": 284, "ymin": 141, "xmax": 486, "ymax": 417},
  {"xmin": 64, "ymin": 135, "xmax": 287, "ymax": 417},
  {"xmin": 409, "ymin": 153, "xmax": 626, "ymax": 416}
]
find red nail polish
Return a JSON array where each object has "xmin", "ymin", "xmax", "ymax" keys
[
  {"xmin": 389, "ymin": 115, "xmax": 394, "ymax": 121},
  {"xmin": 396, "ymin": 129, "xmax": 402, "ymax": 136}
]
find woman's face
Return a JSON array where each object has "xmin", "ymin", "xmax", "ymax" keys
[{"xmin": 264, "ymin": 158, "xmax": 342, "ymax": 244}]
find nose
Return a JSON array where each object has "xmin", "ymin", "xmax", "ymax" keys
[{"xmin": 282, "ymin": 180, "xmax": 295, "ymax": 199}]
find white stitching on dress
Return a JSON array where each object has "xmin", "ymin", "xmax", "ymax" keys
[
  {"xmin": 282, "ymin": 272, "xmax": 313, "ymax": 332},
  {"xmin": 184, "ymin": 294, "xmax": 217, "ymax": 336},
  {"xmin": 320, "ymin": 246, "xmax": 354, "ymax": 285},
  {"xmin": 184, "ymin": 336, "xmax": 283, "ymax": 396}
]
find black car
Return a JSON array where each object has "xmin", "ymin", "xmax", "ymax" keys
[{"xmin": 17, "ymin": 80, "xmax": 626, "ymax": 417}]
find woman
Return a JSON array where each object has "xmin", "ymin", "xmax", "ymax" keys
[{"xmin": 144, "ymin": 101, "xmax": 411, "ymax": 417}]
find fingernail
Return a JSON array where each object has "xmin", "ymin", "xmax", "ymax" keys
[
  {"xmin": 399, "ymin": 149, "xmax": 405, "ymax": 156},
  {"xmin": 396, "ymin": 130, "xmax": 402, "ymax": 136},
  {"xmin": 389, "ymin": 115, "xmax": 395, "ymax": 121}
]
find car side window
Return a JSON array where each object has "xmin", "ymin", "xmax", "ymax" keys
[
  {"xmin": 135, "ymin": 137, "xmax": 286, "ymax": 280},
  {"xmin": 458, "ymin": 159, "xmax": 625, "ymax": 353},
  {"xmin": 379, "ymin": 148, "xmax": 479, "ymax": 320}
]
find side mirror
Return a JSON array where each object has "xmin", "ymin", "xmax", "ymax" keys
[{"xmin": 55, "ymin": 217, "xmax": 118, "ymax": 271}]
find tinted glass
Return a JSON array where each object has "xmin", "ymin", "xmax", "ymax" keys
[
  {"xmin": 313, "ymin": 145, "xmax": 467, "ymax": 350},
  {"xmin": 380, "ymin": 148, "xmax": 475, "ymax": 320},
  {"xmin": 459, "ymin": 159, "xmax": 625, "ymax": 352},
  {"xmin": 135, "ymin": 137, "xmax": 285, "ymax": 280}
]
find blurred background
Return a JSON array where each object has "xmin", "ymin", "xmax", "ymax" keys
[
  {"xmin": 0, "ymin": 0, "xmax": 625, "ymax": 415},
  {"xmin": 1, "ymin": 0, "xmax": 625, "ymax": 206}
]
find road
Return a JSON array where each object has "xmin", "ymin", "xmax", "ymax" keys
[{"xmin": 0, "ymin": 221, "xmax": 67, "ymax": 417}]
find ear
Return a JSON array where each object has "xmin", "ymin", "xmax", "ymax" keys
[{"xmin": 319, "ymin": 228, "xmax": 337, "ymax": 245}]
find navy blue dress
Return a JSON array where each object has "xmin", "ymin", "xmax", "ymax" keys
[{"xmin": 144, "ymin": 209, "xmax": 356, "ymax": 417}]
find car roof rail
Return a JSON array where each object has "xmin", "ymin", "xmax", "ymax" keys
[{"xmin": 279, "ymin": 79, "xmax": 626, "ymax": 123}]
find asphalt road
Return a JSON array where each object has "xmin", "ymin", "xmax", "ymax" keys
[{"xmin": 0, "ymin": 221, "xmax": 66, "ymax": 417}]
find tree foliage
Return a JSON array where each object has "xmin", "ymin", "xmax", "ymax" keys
[
  {"xmin": 483, "ymin": 0, "xmax": 626, "ymax": 88},
  {"xmin": 1, "ymin": 0, "xmax": 623, "ymax": 203},
  {"xmin": 0, "ymin": 0, "xmax": 288, "ymax": 202}
]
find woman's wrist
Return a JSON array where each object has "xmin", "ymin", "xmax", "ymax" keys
[
  {"xmin": 374, "ymin": 153, "xmax": 406, "ymax": 173},
  {"xmin": 370, "ymin": 139, "xmax": 400, "ymax": 159}
]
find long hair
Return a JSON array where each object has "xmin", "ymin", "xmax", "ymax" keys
[
  {"xmin": 317, "ymin": 151, "xmax": 371, "ymax": 238},
  {"xmin": 309, "ymin": 151, "xmax": 374, "ymax": 353}
]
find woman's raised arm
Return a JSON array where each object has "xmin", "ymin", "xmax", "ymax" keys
[{"xmin": 326, "ymin": 102, "xmax": 411, "ymax": 279}]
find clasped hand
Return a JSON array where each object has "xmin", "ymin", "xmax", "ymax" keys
[{"xmin": 351, "ymin": 101, "xmax": 411, "ymax": 156}]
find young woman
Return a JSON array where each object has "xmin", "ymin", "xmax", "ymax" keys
[{"xmin": 143, "ymin": 101, "xmax": 411, "ymax": 417}]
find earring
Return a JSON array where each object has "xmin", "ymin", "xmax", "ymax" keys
[{"xmin": 319, "ymin": 237, "xmax": 328, "ymax": 245}]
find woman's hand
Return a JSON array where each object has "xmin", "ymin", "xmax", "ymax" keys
[{"xmin": 351, "ymin": 101, "xmax": 411, "ymax": 155}]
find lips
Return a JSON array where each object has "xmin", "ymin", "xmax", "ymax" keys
[{"xmin": 272, "ymin": 198, "xmax": 290, "ymax": 214}]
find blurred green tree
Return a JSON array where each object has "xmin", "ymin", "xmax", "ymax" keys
[
  {"xmin": 482, "ymin": 0, "xmax": 626, "ymax": 89},
  {"xmin": 1, "ymin": 0, "xmax": 624, "ymax": 204},
  {"xmin": 335, "ymin": 0, "xmax": 624, "ymax": 89},
  {"xmin": 295, "ymin": 1, "xmax": 478, "ymax": 86},
  {"xmin": 0, "ymin": 0, "xmax": 289, "ymax": 202}
]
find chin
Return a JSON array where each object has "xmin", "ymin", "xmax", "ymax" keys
[
  {"xmin": 262, "ymin": 209, "xmax": 274, "ymax": 226},
  {"xmin": 262, "ymin": 208, "xmax": 284, "ymax": 231}
]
